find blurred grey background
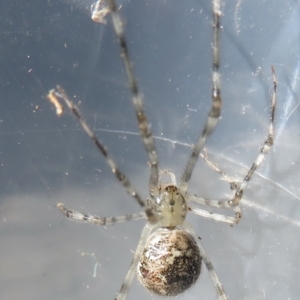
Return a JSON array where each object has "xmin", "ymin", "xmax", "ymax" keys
[{"xmin": 1, "ymin": 0, "xmax": 300, "ymax": 299}]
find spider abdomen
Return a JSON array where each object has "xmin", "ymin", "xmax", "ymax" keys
[{"xmin": 137, "ymin": 228, "xmax": 202, "ymax": 296}]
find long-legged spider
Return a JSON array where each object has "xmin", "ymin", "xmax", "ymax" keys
[{"xmin": 48, "ymin": 0, "xmax": 277, "ymax": 299}]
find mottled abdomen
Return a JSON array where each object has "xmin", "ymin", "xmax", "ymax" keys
[{"xmin": 137, "ymin": 228, "xmax": 202, "ymax": 296}]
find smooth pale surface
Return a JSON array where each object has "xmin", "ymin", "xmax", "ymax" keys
[{"xmin": 1, "ymin": 1, "xmax": 300, "ymax": 300}]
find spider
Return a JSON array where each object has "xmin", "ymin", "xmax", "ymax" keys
[{"xmin": 48, "ymin": 0, "xmax": 277, "ymax": 299}]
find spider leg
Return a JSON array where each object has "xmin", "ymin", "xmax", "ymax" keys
[
  {"xmin": 190, "ymin": 66, "xmax": 277, "ymax": 224},
  {"xmin": 187, "ymin": 193, "xmax": 239, "ymax": 225},
  {"xmin": 180, "ymin": 0, "xmax": 222, "ymax": 193},
  {"xmin": 185, "ymin": 222, "xmax": 228, "ymax": 300},
  {"xmin": 230, "ymin": 66, "xmax": 277, "ymax": 213},
  {"xmin": 105, "ymin": 0, "xmax": 159, "ymax": 199},
  {"xmin": 201, "ymin": 148, "xmax": 238, "ymax": 188},
  {"xmin": 197, "ymin": 237, "xmax": 228, "ymax": 300},
  {"xmin": 115, "ymin": 223, "xmax": 154, "ymax": 300},
  {"xmin": 188, "ymin": 193, "xmax": 232, "ymax": 209},
  {"xmin": 47, "ymin": 88, "xmax": 156, "ymax": 224},
  {"xmin": 189, "ymin": 206, "xmax": 240, "ymax": 225},
  {"xmin": 57, "ymin": 203, "xmax": 146, "ymax": 225}
]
